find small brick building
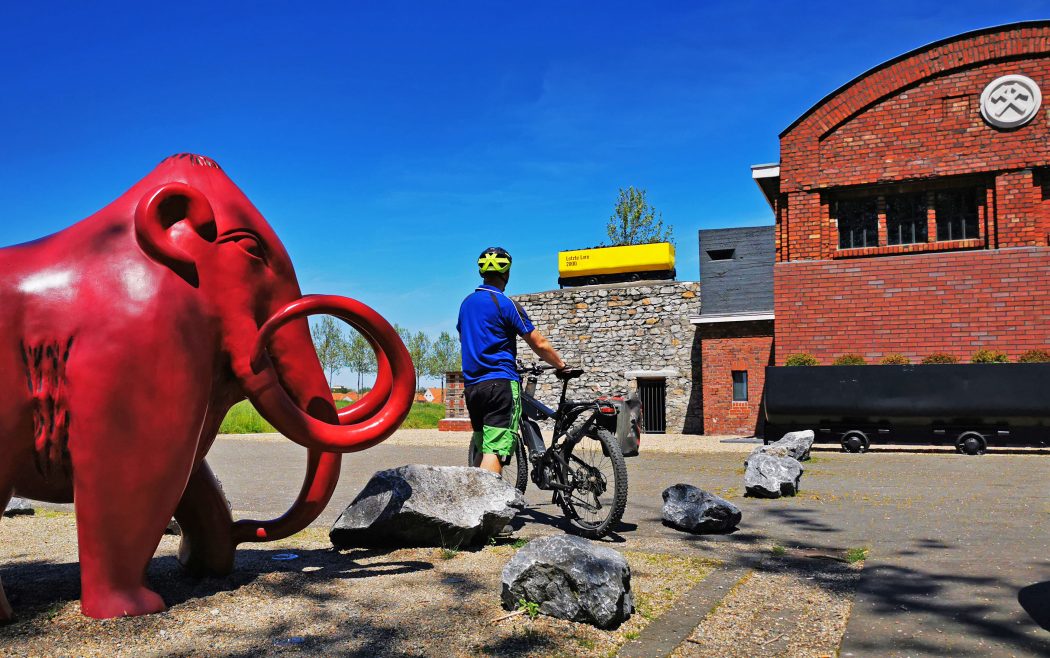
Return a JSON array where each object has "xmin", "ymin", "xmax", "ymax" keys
[
  {"xmin": 692, "ymin": 227, "xmax": 774, "ymax": 436},
  {"xmin": 761, "ymin": 21, "xmax": 1050, "ymax": 364}
]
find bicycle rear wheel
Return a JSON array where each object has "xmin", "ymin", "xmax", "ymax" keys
[
  {"xmin": 558, "ymin": 428, "xmax": 628, "ymax": 539},
  {"xmin": 467, "ymin": 435, "xmax": 528, "ymax": 494}
]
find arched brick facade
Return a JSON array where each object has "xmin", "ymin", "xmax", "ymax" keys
[{"xmin": 774, "ymin": 22, "xmax": 1050, "ymax": 364}]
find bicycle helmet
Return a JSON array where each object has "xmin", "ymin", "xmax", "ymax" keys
[{"xmin": 477, "ymin": 246, "xmax": 512, "ymax": 275}]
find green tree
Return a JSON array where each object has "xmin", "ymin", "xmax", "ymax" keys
[
  {"xmin": 428, "ymin": 331, "xmax": 461, "ymax": 398},
  {"xmin": 406, "ymin": 331, "xmax": 432, "ymax": 393},
  {"xmin": 343, "ymin": 331, "xmax": 377, "ymax": 393},
  {"xmin": 605, "ymin": 186, "xmax": 673, "ymax": 246},
  {"xmin": 310, "ymin": 316, "xmax": 349, "ymax": 388}
]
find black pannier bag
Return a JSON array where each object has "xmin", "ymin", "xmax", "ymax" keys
[{"xmin": 596, "ymin": 395, "xmax": 643, "ymax": 457}]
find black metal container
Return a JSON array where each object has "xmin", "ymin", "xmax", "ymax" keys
[{"xmin": 762, "ymin": 363, "xmax": 1050, "ymax": 451}]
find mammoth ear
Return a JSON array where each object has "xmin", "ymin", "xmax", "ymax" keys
[{"xmin": 134, "ymin": 182, "xmax": 217, "ymax": 286}]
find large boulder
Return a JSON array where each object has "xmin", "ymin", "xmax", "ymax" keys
[
  {"xmin": 330, "ymin": 465, "xmax": 523, "ymax": 548},
  {"xmin": 3, "ymin": 497, "xmax": 34, "ymax": 517},
  {"xmin": 752, "ymin": 430, "xmax": 815, "ymax": 461},
  {"xmin": 661, "ymin": 484, "xmax": 741, "ymax": 533},
  {"xmin": 744, "ymin": 453, "xmax": 803, "ymax": 498},
  {"xmin": 501, "ymin": 535, "xmax": 633, "ymax": 629}
]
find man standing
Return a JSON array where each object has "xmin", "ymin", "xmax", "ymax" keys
[{"xmin": 457, "ymin": 247, "xmax": 567, "ymax": 475}]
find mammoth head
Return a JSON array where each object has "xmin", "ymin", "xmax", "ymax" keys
[
  {"xmin": 129, "ymin": 154, "xmax": 414, "ymax": 453},
  {"xmin": 132, "ymin": 154, "xmax": 288, "ymax": 290}
]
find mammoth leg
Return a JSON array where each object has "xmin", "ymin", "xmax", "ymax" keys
[
  {"xmin": 72, "ymin": 416, "xmax": 201, "ymax": 619},
  {"xmin": 174, "ymin": 460, "xmax": 234, "ymax": 577}
]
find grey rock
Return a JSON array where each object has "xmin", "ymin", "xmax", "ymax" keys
[
  {"xmin": 661, "ymin": 484, "xmax": 741, "ymax": 533},
  {"xmin": 3, "ymin": 497, "xmax": 34, "ymax": 517},
  {"xmin": 744, "ymin": 453, "xmax": 803, "ymax": 498},
  {"xmin": 330, "ymin": 465, "xmax": 523, "ymax": 548},
  {"xmin": 752, "ymin": 430, "xmax": 815, "ymax": 461},
  {"xmin": 501, "ymin": 535, "xmax": 633, "ymax": 628}
]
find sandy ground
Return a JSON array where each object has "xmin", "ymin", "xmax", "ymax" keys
[{"xmin": 0, "ymin": 514, "xmax": 728, "ymax": 658}]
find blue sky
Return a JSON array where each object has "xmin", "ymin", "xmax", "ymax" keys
[{"xmin": 2, "ymin": 2, "xmax": 1046, "ymax": 384}]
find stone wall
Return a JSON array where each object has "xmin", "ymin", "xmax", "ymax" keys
[{"xmin": 512, "ymin": 281, "xmax": 702, "ymax": 433}]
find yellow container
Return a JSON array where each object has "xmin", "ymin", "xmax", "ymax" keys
[{"xmin": 558, "ymin": 242, "xmax": 675, "ymax": 279}]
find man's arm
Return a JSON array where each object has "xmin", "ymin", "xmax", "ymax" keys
[{"xmin": 522, "ymin": 329, "xmax": 567, "ymax": 370}]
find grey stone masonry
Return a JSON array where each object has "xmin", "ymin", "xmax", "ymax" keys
[{"xmin": 513, "ymin": 281, "xmax": 702, "ymax": 433}]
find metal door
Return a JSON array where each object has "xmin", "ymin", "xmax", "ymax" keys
[{"xmin": 637, "ymin": 379, "xmax": 666, "ymax": 433}]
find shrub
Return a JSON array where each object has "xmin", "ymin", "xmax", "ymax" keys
[
  {"xmin": 1017, "ymin": 349, "xmax": 1050, "ymax": 363},
  {"xmin": 971, "ymin": 349, "xmax": 1008, "ymax": 364},
  {"xmin": 784, "ymin": 353, "xmax": 819, "ymax": 366},
  {"xmin": 879, "ymin": 353, "xmax": 910, "ymax": 365},
  {"xmin": 832, "ymin": 354, "xmax": 867, "ymax": 366},
  {"xmin": 921, "ymin": 353, "xmax": 959, "ymax": 365}
]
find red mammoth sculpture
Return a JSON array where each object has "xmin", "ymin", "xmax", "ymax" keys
[{"xmin": 0, "ymin": 154, "xmax": 415, "ymax": 620}]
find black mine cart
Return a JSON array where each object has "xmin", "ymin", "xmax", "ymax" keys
[{"xmin": 762, "ymin": 363, "xmax": 1050, "ymax": 454}]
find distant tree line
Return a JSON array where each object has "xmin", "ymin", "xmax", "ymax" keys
[{"xmin": 310, "ymin": 317, "xmax": 461, "ymax": 396}]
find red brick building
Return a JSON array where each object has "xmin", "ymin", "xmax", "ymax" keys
[{"xmin": 760, "ymin": 21, "xmax": 1050, "ymax": 366}]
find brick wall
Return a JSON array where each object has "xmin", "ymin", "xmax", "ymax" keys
[
  {"xmin": 775, "ymin": 247, "xmax": 1050, "ymax": 363},
  {"xmin": 779, "ymin": 24, "xmax": 1050, "ymax": 262},
  {"xmin": 444, "ymin": 370, "xmax": 466, "ymax": 417},
  {"xmin": 772, "ymin": 23, "xmax": 1050, "ymax": 364},
  {"xmin": 698, "ymin": 321, "xmax": 774, "ymax": 435}
]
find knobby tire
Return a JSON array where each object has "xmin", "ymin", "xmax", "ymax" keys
[{"xmin": 558, "ymin": 428, "xmax": 628, "ymax": 539}]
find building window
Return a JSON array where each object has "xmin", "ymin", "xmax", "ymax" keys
[
  {"xmin": 833, "ymin": 181, "xmax": 984, "ymax": 252},
  {"xmin": 885, "ymin": 192, "xmax": 928, "ymax": 245},
  {"xmin": 732, "ymin": 370, "xmax": 748, "ymax": 402},
  {"xmin": 835, "ymin": 198, "xmax": 878, "ymax": 249},
  {"xmin": 707, "ymin": 248, "xmax": 735, "ymax": 260},
  {"xmin": 935, "ymin": 188, "xmax": 979, "ymax": 241}
]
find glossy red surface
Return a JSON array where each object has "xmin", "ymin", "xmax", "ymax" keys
[{"xmin": 0, "ymin": 154, "xmax": 414, "ymax": 619}]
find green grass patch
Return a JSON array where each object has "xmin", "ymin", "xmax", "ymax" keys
[
  {"xmin": 219, "ymin": 400, "xmax": 278, "ymax": 434},
  {"xmin": 771, "ymin": 544, "xmax": 787, "ymax": 557},
  {"xmin": 845, "ymin": 547, "xmax": 869, "ymax": 563},
  {"xmin": 517, "ymin": 598, "xmax": 540, "ymax": 620},
  {"xmin": 219, "ymin": 400, "xmax": 444, "ymax": 434},
  {"xmin": 399, "ymin": 402, "xmax": 445, "ymax": 429},
  {"xmin": 439, "ymin": 547, "xmax": 460, "ymax": 560}
]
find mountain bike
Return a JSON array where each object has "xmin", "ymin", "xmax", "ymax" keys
[{"xmin": 467, "ymin": 364, "xmax": 630, "ymax": 539}]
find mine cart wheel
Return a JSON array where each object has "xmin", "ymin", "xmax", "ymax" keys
[
  {"xmin": 841, "ymin": 430, "xmax": 870, "ymax": 454},
  {"xmin": 955, "ymin": 431, "xmax": 987, "ymax": 456}
]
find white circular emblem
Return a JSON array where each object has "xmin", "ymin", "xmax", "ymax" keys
[{"xmin": 980, "ymin": 74, "xmax": 1042, "ymax": 129}]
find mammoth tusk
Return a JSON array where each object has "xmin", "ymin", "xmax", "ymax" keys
[{"xmin": 244, "ymin": 294, "xmax": 415, "ymax": 453}]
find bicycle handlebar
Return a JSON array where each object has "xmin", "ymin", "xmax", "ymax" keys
[{"xmin": 517, "ymin": 361, "xmax": 556, "ymax": 375}]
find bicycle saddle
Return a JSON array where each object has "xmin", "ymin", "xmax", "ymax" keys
[{"xmin": 556, "ymin": 368, "xmax": 584, "ymax": 380}]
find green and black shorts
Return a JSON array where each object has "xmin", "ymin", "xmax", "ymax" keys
[{"xmin": 464, "ymin": 378, "xmax": 521, "ymax": 457}]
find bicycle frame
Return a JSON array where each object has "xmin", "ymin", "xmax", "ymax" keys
[{"xmin": 518, "ymin": 368, "xmax": 610, "ymax": 492}]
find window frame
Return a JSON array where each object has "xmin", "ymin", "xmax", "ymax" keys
[
  {"xmin": 829, "ymin": 176, "xmax": 988, "ymax": 255},
  {"xmin": 731, "ymin": 370, "xmax": 748, "ymax": 403}
]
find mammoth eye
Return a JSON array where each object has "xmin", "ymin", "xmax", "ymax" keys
[{"xmin": 230, "ymin": 233, "xmax": 266, "ymax": 262}]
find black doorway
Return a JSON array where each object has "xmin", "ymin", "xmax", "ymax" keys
[{"xmin": 637, "ymin": 379, "xmax": 666, "ymax": 433}]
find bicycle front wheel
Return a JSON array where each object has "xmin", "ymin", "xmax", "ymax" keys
[
  {"xmin": 558, "ymin": 428, "xmax": 628, "ymax": 539},
  {"xmin": 467, "ymin": 435, "xmax": 528, "ymax": 494}
]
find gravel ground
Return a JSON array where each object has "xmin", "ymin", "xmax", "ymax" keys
[
  {"xmin": 0, "ymin": 513, "xmax": 720, "ymax": 658},
  {"xmin": 671, "ymin": 551, "xmax": 862, "ymax": 658}
]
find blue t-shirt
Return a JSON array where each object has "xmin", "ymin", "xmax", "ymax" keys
[{"xmin": 457, "ymin": 284, "xmax": 536, "ymax": 385}]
